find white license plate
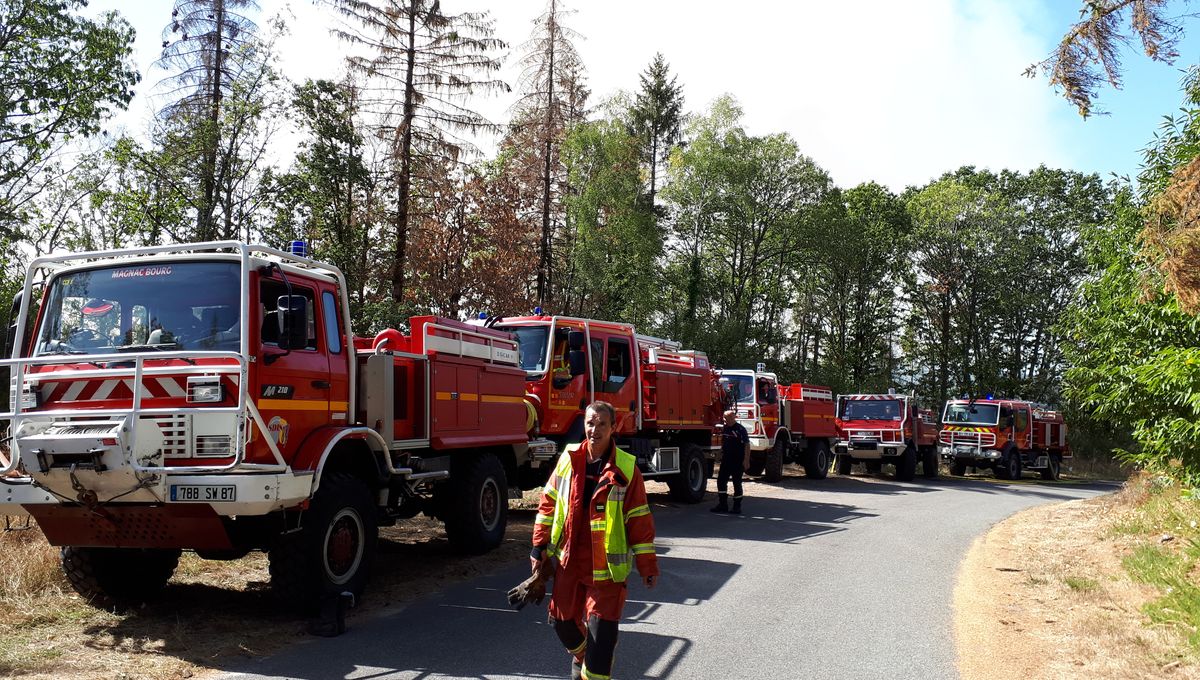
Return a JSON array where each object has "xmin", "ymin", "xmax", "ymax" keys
[{"xmin": 170, "ymin": 485, "xmax": 236, "ymax": 502}]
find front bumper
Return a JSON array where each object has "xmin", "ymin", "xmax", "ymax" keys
[
  {"xmin": 834, "ymin": 441, "xmax": 905, "ymax": 460},
  {"xmin": 942, "ymin": 445, "xmax": 1002, "ymax": 464}
]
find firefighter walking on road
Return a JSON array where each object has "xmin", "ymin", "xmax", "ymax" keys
[
  {"xmin": 712, "ymin": 409, "xmax": 751, "ymax": 514},
  {"xmin": 530, "ymin": 401, "xmax": 659, "ymax": 680}
]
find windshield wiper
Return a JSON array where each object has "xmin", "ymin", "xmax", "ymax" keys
[{"xmin": 39, "ymin": 348, "xmax": 87, "ymax": 356}]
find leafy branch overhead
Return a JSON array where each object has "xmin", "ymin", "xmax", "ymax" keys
[{"xmin": 1026, "ymin": 0, "xmax": 1185, "ymax": 117}]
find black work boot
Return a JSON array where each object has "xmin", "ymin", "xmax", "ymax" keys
[
  {"xmin": 730, "ymin": 496, "xmax": 743, "ymax": 514},
  {"xmin": 710, "ymin": 493, "xmax": 729, "ymax": 513}
]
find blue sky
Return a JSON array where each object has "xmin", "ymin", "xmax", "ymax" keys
[{"xmin": 86, "ymin": 0, "xmax": 1199, "ymax": 192}]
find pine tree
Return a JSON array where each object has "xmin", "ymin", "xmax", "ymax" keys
[
  {"xmin": 631, "ymin": 53, "xmax": 683, "ymax": 206},
  {"xmin": 331, "ymin": 0, "xmax": 507, "ymax": 308}
]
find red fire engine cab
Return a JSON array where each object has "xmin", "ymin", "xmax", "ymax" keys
[
  {"xmin": 833, "ymin": 392, "xmax": 939, "ymax": 481},
  {"xmin": 939, "ymin": 397, "xmax": 1071, "ymax": 480},
  {"xmin": 490, "ymin": 314, "xmax": 723, "ymax": 503},
  {"xmin": 0, "ymin": 242, "xmax": 552, "ymax": 611},
  {"xmin": 716, "ymin": 366, "xmax": 837, "ymax": 482}
]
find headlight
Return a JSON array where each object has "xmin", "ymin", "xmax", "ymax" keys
[{"xmin": 187, "ymin": 376, "xmax": 223, "ymax": 403}]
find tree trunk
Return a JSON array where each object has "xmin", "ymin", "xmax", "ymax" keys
[
  {"xmin": 198, "ymin": 0, "xmax": 226, "ymax": 241},
  {"xmin": 392, "ymin": 2, "xmax": 418, "ymax": 305}
]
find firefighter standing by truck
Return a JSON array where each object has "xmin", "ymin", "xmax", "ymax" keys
[
  {"xmin": 528, "ymin": 401, "xmax": 659, "ymax": 680},
  {"xmin": 712, "ymin": 409, "xmax": 751, "ymax": 514}
]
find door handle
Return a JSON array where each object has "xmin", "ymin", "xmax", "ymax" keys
[{"xmin": 312, "ymin": 380, "xmax": 331, "ymax": 389}]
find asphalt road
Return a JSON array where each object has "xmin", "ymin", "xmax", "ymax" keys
[{"xmin": 218, "ymin": 471, "xmax": 1116, "ymax": 680}]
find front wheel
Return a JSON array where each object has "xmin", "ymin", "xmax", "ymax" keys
[
  {"xmin": 667, "ymin": 445, "xmax": 708, "ymax": 503},
  {"xmin": 895, "ymin": 445, "xmax": 917, "ymax": 482},
  {"xmin": 62, "ymin": 546, "xmax": 180, "ymax": 611},
  {"xmin": 997, "ymin": 449, "xmax": 1022, "ymax": 480},
  {"xmin": 921, "ymin": 447, "xmax": 939, "ymax": 479},
  {"xmin": 1039, "ymin": 454, "xmax": 1061, "ymax": 481},
  {"xmin": 835, "ymin": 453, "xmax": 853, "ymax": 476},
  {"xmin": 804, "ymin": 441, "xmax": 831, "ymax": 480},
  {"xmin": 270, "ymin": 472, "xmax": 378, "ymax": 610},
  {"xmin": 763, "ymin": 437, "xmax": 786, "ymax": 482},
  {"xmin": 745, "ymin": 450, "xmax": 765, "ymax": 477}
]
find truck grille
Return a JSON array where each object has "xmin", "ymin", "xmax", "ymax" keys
[
  {"xmin": 194, "ymin": 435, "xmax": 232, "ymax": 457},
  {"xmin": 142, "ymin": 415, "xmax": 188, "ymax": 458}
]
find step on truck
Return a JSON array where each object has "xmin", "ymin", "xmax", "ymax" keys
[
  {"xmin": 490, "ymin": 314, "xmax": 723, "ymax": 503},
  {"xmin": 833, "ymin": 392, "xmax": 939, "ymax": 481},
  {"xmin": 716, "ymin": 366, "xmax": 837, "ymax": 482},
  {"xmin": 0, "ymin": 241, "xmax": 553, "ymax": 611},
  {"xmin": 939, "ymin": 397, "xmax": 1071, "ymax": 480}
]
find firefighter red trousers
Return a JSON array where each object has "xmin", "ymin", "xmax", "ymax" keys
[{"xmin": 549, "ymin": 565, "xmax": 626, "ymax": 680}]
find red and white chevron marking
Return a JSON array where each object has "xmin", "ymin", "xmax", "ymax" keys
[
  {"xmin": 33, "ymin": 376, "xmax": 237, "ymax": 403},
  {"xmin": 842, "ymin": 394, "xmax": 905, "ymax": 401}
]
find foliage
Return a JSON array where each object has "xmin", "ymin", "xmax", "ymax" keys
[
  {"xmin": 1027, "ymin": 0, "xmax": 1183, "ymax": 117},
  {"xmin": 0, "ymin": 0, "xmax": 138, "ymax": 236},
  {"xmin": 630, "ymin": 53, "xmax": 684, "ymax": 205},
  {"xmin": 332, "ymin": 0, "xmax": 508, "ymax": 305}
]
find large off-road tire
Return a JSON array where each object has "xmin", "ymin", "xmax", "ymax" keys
[
  {"xmin": 446, "ymin": 452, "xmax": 508, "ymax": 554},
  {"xmin": 835, "ymin": 453, "xmax": 853, "ymax": 476},
  {"xmin": 745, "ymin": 450, "xmax": 765, "ymax": 477},
  {"xmin": 895, "ymin": 445, "xmax": 918, "ymax": 482},
  {"xmin": 62, "ymin": 546, "xmax": 181, "ymax": 611},
  {"xmin": 763, "ymin": 437, "xmax": 786, "ymax": 482},
  {"xmin": 864, "ymin": 460, "xmax": 882, "ymax": 474},
  {"xmin": 994, "ymin": 447, "xmax": 1021, "ymax": 480},
  {"xmin": 1039, "ymin": 454, "xmax": 1061, "ymax": 481},
  {"xmin": 921, "ymin": 447, "xmax": 939, "ymax": 479},
  {"xmin": 949, "ymin": 460, "xmax": 967, "ymax": 476},
  {"xmin": 667, "ymin": 445, "xmax": 708, "ymax": 503},
  {"xmin": 804, "ymin": 440, "xmax": 831, "ymax": 480},
  {"xmin": 269, "ymin": 472, "xmax": 378, "ymax": 610}
]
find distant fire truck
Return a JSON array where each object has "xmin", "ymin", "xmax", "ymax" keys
[
  {"xmin": 833, "ymin": 391, "xmax": 939, "ymax": 481},
  {"xmin": 491, "ymin": 314, "xmax": 723, "ymax": 503},
  {"xmin": 939, "ymin": 397, "xmax": 1070, "ymax": 480},
  {"xmin": 716, "ymin": 365, "xmax": 837, "ymax": 482},
  {"xmin": 0, "ymin": 242, "xmax": 553, "ymax": 611}
]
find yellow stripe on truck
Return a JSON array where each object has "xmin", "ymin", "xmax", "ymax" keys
[{"xmin": 258, "ymin": 399, "xmax": 348, "ymax": 411}]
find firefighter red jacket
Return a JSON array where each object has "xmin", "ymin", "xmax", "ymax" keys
[{"xmin": 533, "ymin": 440, "xmax": 659, "ymax": 582}]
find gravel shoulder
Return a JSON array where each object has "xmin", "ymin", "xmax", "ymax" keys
[{"xmin": 954, "ymin": 483, "xmax": 1197, "ymax": 679}]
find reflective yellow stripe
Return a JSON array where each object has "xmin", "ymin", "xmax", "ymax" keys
[
  {"xmin": 535, "ymin": 513, "xmax": 554, "ymax": 526},
  {"xmin": 631, "ymin": 543, "xmax": 655, "ymax": 555},
  {"xmin": 582, "ymin": 667, "xmax": 610, "ymax": 680},
  {"xmin": 545, "ymin": 485, "xmax": 559, "ymax": 501},
  {"xmin": 435, "ymin": 391, "xmax": 479, "ymax": 401},
  {"xmin": 590, "ymin": 519, "xmax": 607, "ymax": 531},
  {"xmin": 624, "ymin": 504, "xmax": 650, "ymax": 520},
  {"xmin": 592, "ymin": 570, "xmax": 612, "ymax": 581},
  {"xmin": 481, "ymin": 394, "xmax": 526, "ymax": 404},
  {"xmin": 567, "ymin": 640, "xmax": 586, "ymax": 655},
  {"xmin": 258, "ymin": 398, "xmax": 347, "ymax": 411}
]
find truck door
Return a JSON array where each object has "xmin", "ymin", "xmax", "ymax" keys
[
  {"xmin": 595, "ymin": 334, "xmax": 637, "ymax": 433},
  {"xmin": 317, "ymin": 287, "xmax": 350, "ymax": 425},
  {"xmin": 254, "ymin": 275, "xmax": 330, "ymax": 462}
]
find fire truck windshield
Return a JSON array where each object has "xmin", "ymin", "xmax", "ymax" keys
[
  {"xmin": 943, "ymin": 403, "xmax": 999, "ymax": 426},
  {"xmin": 841, "ymin": 399, "xmax": 902, "ymax": 421},
  {"xmin": 34, "ymin": 262, "xmax": 242, "ymax": 356},
  {"xmin": 721, "ymin": 375, "xmax": 755, "ymax": 404},
  {"xmin": 503, "ymin": 325, "xmax": 550, "ymax": 374}
]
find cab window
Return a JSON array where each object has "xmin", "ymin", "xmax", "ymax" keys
[
  {"xmin": 604, "ymin": 338, "xmax": 631, "ymax": 389},
  {"xmin": 589, "ymin": 338, "xmax": 604, "ymax": 390},
  {"xmin": 322, "ymin": 291, "xmax": 342, "ymax": 354}
]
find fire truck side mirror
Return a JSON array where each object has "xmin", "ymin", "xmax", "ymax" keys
[
  {"xmin": 567, "ymin": 330, "xmax": 585, "ymax": 351},
  {"xmin": 277, "ymin": 295, "xmax": 308, "ymax": 350},
  {"xmin": 567, "ymin": 349, "xmax": 586, "ymax": 377}
]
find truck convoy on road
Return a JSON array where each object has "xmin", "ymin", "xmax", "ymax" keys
[
  {"xmin": 833, "ymin": 392, "xmax": 940, "ymax": 481},
  {"xmin": 490, "ymin": 314, "xmax": 723, "ymax": 503},
  {"xmin": 717, "ymin": 366, "xmax": 837, "ymax": 482},
  {"xmin": 0, "ymin": 241, "xmax": 1075, "ymax": 613},
  {"xmin": 938, "ymin": 397, "xmax": 1071, "ymax": 480}
]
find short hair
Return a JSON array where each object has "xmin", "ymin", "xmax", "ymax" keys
[{"xmin": 586, "ymin": 400, "xmax": 617, "ymax": 425}]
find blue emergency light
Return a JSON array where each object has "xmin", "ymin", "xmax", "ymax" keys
[
  {"xmin": 288, "ymin": 240, "xmax": 309, "ymax": 258},
  {"xmin": 534, "ymin": 306, "xmax": 543, "ymax": 315},
  {"xmin": 478, "ymin": 312, "xmax": 488, "ymax": 319}
]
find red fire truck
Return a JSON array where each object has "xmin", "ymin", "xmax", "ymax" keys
[
  {"xmin": 939, "ymin": 397, "xmax": 1070, "ymax": 480},
  {"xmin": 490, "ymin": 314, "xmax": 723, "ymax": 503},
  {"xmin": 716, "ymin": 366, "xmax": 837, "ymax": 482},
  {"xmin": 0, "ymin": 242, "xmax": 554, "ymax": 611},
  {"xmin": 833, "ymin": 392, "xmax": 939, "ymax": 481}
]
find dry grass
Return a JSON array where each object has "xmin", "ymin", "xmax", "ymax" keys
[{"xmin": 955, "ymin": 473, "xmax": 1200, "ymax": 679}]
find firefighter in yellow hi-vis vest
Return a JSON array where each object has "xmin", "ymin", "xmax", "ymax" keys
[{"xmin": 530, "ymin": 401, "xmax": 658, "ymax": 680}]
